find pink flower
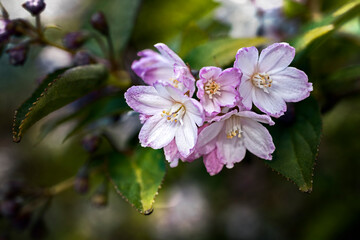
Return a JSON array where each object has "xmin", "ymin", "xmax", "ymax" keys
[
  {"xmin": 196, "ymin": 67, "xmax": 242, "ymax": 116},
  {"xmin": 131, "ymin": 43, "xmax": 196, "ymax": 96},
  {"xmin": 196, "ymin": 109, "xmax": 275, "ymax": 176},
  {"xmin": 125, "ymin": 82, "xmax": 204, "ymax": 158},
  {"xmin": 234, "ymin": 42, "xmax": 313, "ymax": 117}
]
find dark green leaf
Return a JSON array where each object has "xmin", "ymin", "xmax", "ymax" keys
[
  {"xmin": 265, "ymin": 97, "xmax": 322, "ymax": 192},
  {"xmin": 184, "ymin": 37, "xmax": 268, "ymax": 69},
  {"xmin": 107, "ymin": 148, "xmax": 166, "ymax": 215},
  {"xmin": 12, "ymin": 64, "xmax": 108, "ymax": 142}
]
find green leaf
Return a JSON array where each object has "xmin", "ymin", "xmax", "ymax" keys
[
  {"xmin": 132, "ymin": 0, "xmax": 218, "ymax": 47},
  {"xmin": 107, "ymin": 148, "xmax": 166, "ymax": 215},
  {"xmin": 12, "ymin": 64, "xmax": 108, "ymax": 143},
  {"xmin": 292, "ymin": 0, "xmax": 360, "ymax": 51},
  {"xmin": 265, "ymin": 97, "xmax": 322, "ymax": 192},
  {"xmin": 184, "ymin": 37, "xmax": 268, "ymax": 69}
]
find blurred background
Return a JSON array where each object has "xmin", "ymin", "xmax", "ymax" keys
[{"xmin": 0, "ymin": 0, "xmax": 359, "ymax": 239}]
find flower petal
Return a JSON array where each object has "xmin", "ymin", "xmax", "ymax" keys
[
  {"xmin": 271, "ymin": 67, "xmax": 313, "ymax": 102},
  {"xmin": 258, "ymin": 42, "xmax": 295, "ymax": 74},
  {"xmin": 203, "ymin": 149, "xmax": 224, "ymax": 176},
  {"xmin": 241, "ymin": 118, "xmax": 275, "ymax": 160},
  {"xmin": 199, "ymin": 66, "xmax": 222, "ymax": 80},
  {"xmin": 164, "ymin": 139, "xmax": 181, "ymax": 167},
  {"xmin": 216, "ymin": 133, "xmax": 246, "ymax": 169},
  {"xmin": 238, "ymin": 79, "xmax": 254, "ymax": 110},
  {"xmin": 252, "ymin": 88, "xmax": 287, "ymax": 117},
  {"xmin": 155, "ymin": 43, "xmax": 186, "ymax": 66},
  {"xmin": 175, "ymin": 114, "xmax": 198, "ymax": 157},
  {"xmin": 125, "ymin": 86, "xmax": 173, "ymax": 115},
  {"xmin": 234, "ymin": 46, "xmax": 259, "ymax": 77},
  {"xmin": 235, "ymin": 111, "xmax": 275, "ymax": 126},
  {"xmin": 196, "ymin": 121, "xmax": 224, "ymax": 155},
  {"xmin": 216, "ymin": 68, "xmax": 242, "ymax": 87},
  {"xmin": 184, "ymin": 98, "xmax": 204, "ymax": 126},
  {"xmin": 139, "ymin": 114, "xmax": 177, "ymax": 149}
]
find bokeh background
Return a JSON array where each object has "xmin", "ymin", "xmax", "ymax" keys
[{"xmin": 0, "ymin": 0, "xmax": 359, "ymax": 239}]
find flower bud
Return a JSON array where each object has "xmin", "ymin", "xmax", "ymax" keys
[
  {"xmin": 91, "ymin": 182, "xmax": 108, "ymax": 208},
  {"xmin": 74, "ymin": 165, "xmax": 89, "ymax": 194},
  {"xmin": 73, "ymin": 51, "xmax": 94, "ymax": 66},
  {"xmin": 0, "ymin": 200, "xmax": 20, "ymax": 218},
  {"xmin": 0, "ymin": 19, "xmax": 11, "ymax": 43},
  {"xmin": 22, "ymin": 0, "xmax": 46, "ymax": 16},
  {"xmin": 81, "ymin": 135, "xmax": 100, "ymax": 153},
  {"xmin": 90, "ymin": 12, "xmax": 109, "ymax": 36},
  {"xmin": 6, "ymin": 44, "xmax": 29, "ymax": 66},
  {"xmin": 63, "ymin": 32, "xmax": 88, "ymax": 50}
]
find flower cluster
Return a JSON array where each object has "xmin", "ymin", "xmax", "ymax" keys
[{"xmin": 125, "ymin": 42, "xmax": 312, "ymax": 175}]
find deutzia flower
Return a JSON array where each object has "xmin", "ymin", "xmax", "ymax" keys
[
  {"xmin": 196, "ymin": 109, "xmax": 275, "ymax": 176},
  {"xmin": 196, "ymin": 67, "xmax": 242, "ymax": 116},
  {"xmin": 131, "ymin": 43, "xmax": 196, "ymax": 96},
  {"xmin": 234, "ymin": 42, "xmax": 313, "ymax": 117},
  {"xmin": 125, "ymin": 82, "xmax": 204, "ymax": 158}
]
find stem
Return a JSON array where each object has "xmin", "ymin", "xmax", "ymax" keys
[
  {"xmin": 40, "ymin": 38, "xmax": 75, "ymax": 54},
  {"xmin": 90, "ymin": 33, "xmax": 108, "ymax": 58},
  {"xmin": 35, "ymin": 15, "xmax": 43, "ymax": 37},
  {"xmin": 48, "ymin": 177, "xmax": 75, "ymax": 196},
  {"xmin": 106, "ymin": 33, "xmax": 116, "ymax": 70}
]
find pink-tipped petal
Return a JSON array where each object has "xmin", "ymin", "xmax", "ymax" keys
[
  {"xmin": 199, "ymin": 66, "xmax": 222, "ymax": 80},
  {"xmin": 252, "ymin": 88, "xmax": 287, "ymax": 118},
  {"xmin": 203, "ymin": 149, "xmax": 224, "ymax": 176},
  {"xmin": 258, "ymin": 43, "xmax": 295, "ymax": 74},
  {"xmin": 241, "ymin": 118, "xmax": 275, "ymax": 160},
  {"xmin": 125, "ymin": 86, "xmax": 173, "ymax": 115},
  {"xmin": 271, "ymin": 67, "xmax": 313, "ymax": 102},
  {"xmin": 139, "ymin": 115, "xmax": 177, "ymax": 149},
  {"xmin": 216, "ymin": 68, "xmax": 242, "ymax": 87},
  {"xmin": 234, "ymin": 46, "xmax": 259, "ymax": 77},
  {"xmin": 155, "ymin": 43, "xmax": 185, "ymax": 66},
  {"xmin": 164, "ymin": 139, "xmax": 180, "ymax": 166}
]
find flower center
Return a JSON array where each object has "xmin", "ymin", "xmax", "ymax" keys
[
  {"xmin": 161, "ymin": 103, "xmax": 186, "ymax": 124},
  {"xmin": 225, "ymin": 116, "xmax": 242, "ymax": 139},
  {"xmin": 170, "ymin": 78, "xmax": 180, "ymax": 88},
  {"xmin": 204, "ymin": 79, "xmax": 221, "ymax": 99},
  {"xmin": 251, "ymin": 73, "xmax": 272, "ymax": 93}
]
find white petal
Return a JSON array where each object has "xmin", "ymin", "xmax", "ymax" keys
[
  {"xmin": 235, "ymin": 111, "xmax": 275, "ymax": 126},
  {"xmin": 234, "ymin": 46, "xmax": 259, "ymax": 77},
  {"xmin": 175, "ymin": 114, "xmax": 198, "ymax": 157},
  {"xmin": 238, "ymin": 79, "xmax": 254, "ymax": 110},
  {"xmin": 155, "ymin": 43, "xmax": 186, "ymax": 66},
  {"xmin": 216, "ymin": 133, "xmax": 246, "ymax": 169},
  {"xmin": 125, "ymin": 86, "xmax": 173, "ymax": 115},
  {"xmin": 258, "ymin": 43, "xmax": 295, "ymax": 74},
  {"xmin": 252, "ymin": 88, "xmax": 287, "ymax": 117},
  {"xmin": 271, "ymin": 67, "xmax": 313, "ymax": 102},
  {"xmin": 241, "ymin": 118, "xmax": 275, "ymax": 160},
  {"xmin": 196, "ymin": 121, "xmax": 224, "ymax": 154},
  {"xmin": 139, "ymin": 115, "xmax": 177, "ymax": 149}
]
